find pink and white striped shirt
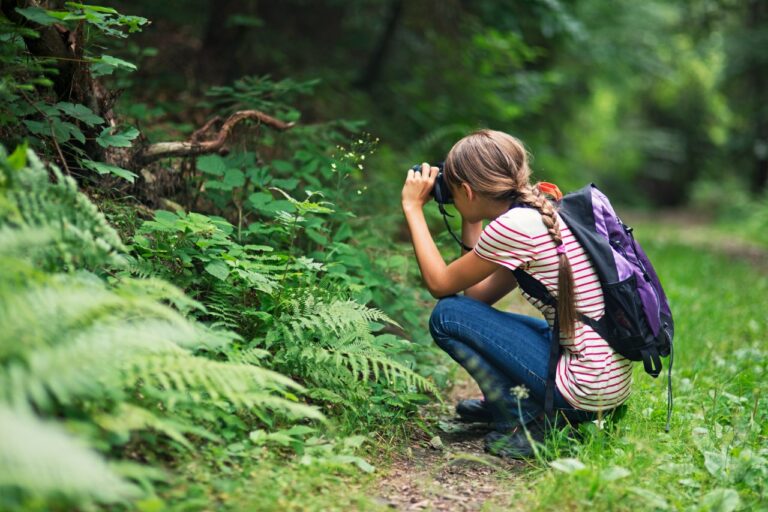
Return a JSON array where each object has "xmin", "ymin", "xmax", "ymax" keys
[{"xmin": 474, "ymin": 207, "xmax": 632, "ymax": 411}]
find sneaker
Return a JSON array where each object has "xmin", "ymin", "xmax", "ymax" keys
[
  {"xmin": 455, "ymin": 398, "xmax": 493, "ymax": 423},
  {"xmin": 483, "ymin": 420, "xmax": 547, "ymax": 459}
]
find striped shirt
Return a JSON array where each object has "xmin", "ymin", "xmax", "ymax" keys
[{"xmin": 474, "ymin": 207, "xmax": 632, "ymax": 411}]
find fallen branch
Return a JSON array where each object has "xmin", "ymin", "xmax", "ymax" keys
[{"xmin": 137, "ymin": 110, "xmax": 295, "ymax": 164}]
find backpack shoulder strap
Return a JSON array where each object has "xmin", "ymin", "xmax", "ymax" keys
[{"xmin": 512, "ymin": 268, "xmax": 560, "ymax": 416}]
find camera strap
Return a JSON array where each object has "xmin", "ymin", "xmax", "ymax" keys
[{"xmin": 438, "ymin": 203, "xmax": 473, "ymax": 252}]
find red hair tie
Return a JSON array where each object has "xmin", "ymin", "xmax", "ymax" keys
[
  {"xmin": 556, "ymin": 245, "xmax": 566, "ymax": 255},
  {"xmin": 538, "ymin": 182, "xmax": 563, "ymax": 201}
]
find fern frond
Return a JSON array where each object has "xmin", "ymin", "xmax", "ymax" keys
[
  {"xmin": 0, "ymin": 277, "xmax": 224, "ymax": 362},
  {"xmin": 306, "ymin": 345, "xmax": 439, "ymax": 396},
  {"xmin": 93, "ymin": 403, "xmax": 219, "ymax": 450},
  {"xmin": 114, "ymin": 277, "xmax": 207, "ymax": 316},
  {"xmin": 266, "ymin": 296, "xmax": 437, "ymax": 398},
  {"xmin": 1, "ymin": 320, "xmax": 195, "ymax": 409},
  {"xmin": 131, "ymin": 354, "xmax": 323, "ymax": 420},
  {"xmin": 5, "ymin": 149, "xmax": 126, "ymax": 270},
  {"xmin": 0, "ymin": 406, "xmax": 141, "ymax": 504}
]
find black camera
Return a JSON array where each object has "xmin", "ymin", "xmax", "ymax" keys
[{"xmin": 410, "ymin": 162, "xmax": 453, "ymax": 204}]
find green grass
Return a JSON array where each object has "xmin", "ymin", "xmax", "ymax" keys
[
  {"xmin": 153, "ymin": 452, "xmax": 380, "ymax": 512},
  {"xmin": 504, "ymin": 233, "xmax": 768, "ymax": 511}
]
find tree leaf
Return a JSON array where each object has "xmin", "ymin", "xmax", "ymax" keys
[
  {"xmin": 96, "ymin": 126, "xmax": 139, "ymax": 148},
  {"xmin": 55, "ymin": 102, "xmax": 105, "ymax": 126},
  {"xmin": 204, "ymin": 261, "xmax": 230, "ymax": 281},
  {"xmin": 22, "ymin": 120, "xmax": 48, "ymax": 136},
  {"xmin": 197, "ymin": 155, "xmax": 227, "ymax": 176},
  {"xmin": 91, "ymin": 55, "xmax": 137, "ymax": 76},
  {"xmin": 15, "ymin": 7, "xmax": 60, "ymax": 26},
  {"xmin": 50, "ymin": 119, "xmax": 84, "ymax": 144},
  {"xmin": 271, "ymin": 178, "xmax": 299, "ymax": 190},
  {"xmin": 81, "ymin": 160, "xmax": 137, "ymax": 183},
  {"xmin": 65, "ymin": 2, "xmax": 118, "ymax": 14},
  {"xmin": 271, "ymin": 160, "xmax": 293, "ymax": 173},
  {"xmin": 223, "ymin": 169, "xmax": 245, "ymax": 188}
]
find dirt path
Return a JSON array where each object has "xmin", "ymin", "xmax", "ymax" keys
[
  {"xmin": 627, "ymin": 210, "xmax": 768, "ymax": 273},
  {"xmin": 374, "ymin": 296, "xmax": 538, "ymax": 511},
  {"xmin": 373, "ymin": 372, "xmax": 524, "ymax": 511}
]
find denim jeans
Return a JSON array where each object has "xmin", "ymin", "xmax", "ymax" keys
[{"xmin": 429, "ymin": 295, "xmax": 597, "ymax": 430}]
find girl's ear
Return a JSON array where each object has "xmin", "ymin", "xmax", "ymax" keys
[{"xmin": 461, "ymin": 182, "xmax": 474, "ymax": 201}]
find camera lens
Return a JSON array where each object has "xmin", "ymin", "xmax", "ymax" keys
[{"xmin": 409, "ymin": 162, "xmax": 452, "ymax": 204}]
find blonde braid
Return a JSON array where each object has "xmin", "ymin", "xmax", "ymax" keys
[
  {"xmin": 444, "ymin": 129, "xmax": 578, "ymax": 338},
  {"xmin": 517, "ymin": 185, "xmax": 563, "ymax": 245},
  {"xmin": 518, "ymin": 184, "xmax": 577, "ymax": 340}
]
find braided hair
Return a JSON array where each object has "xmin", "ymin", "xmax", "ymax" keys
[{"xmin": 444, "ymin": 129, "xmax": 577, "ymax": 339}]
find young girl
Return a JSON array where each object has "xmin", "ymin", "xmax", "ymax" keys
[{"xmin": 401, "ymin": 129, "xmax": 631, "ymax": 458}]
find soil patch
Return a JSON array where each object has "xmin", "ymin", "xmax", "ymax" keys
[{"xmin": 373, "ymin": 371, "xmax": 526, "ymax": 511}]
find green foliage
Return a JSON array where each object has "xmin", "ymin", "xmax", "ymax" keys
[
  {"xmin": 0, "ymin": 407, "xmax": 142, "ymax": 505},
  {"xmin": 0, "ymin": 146, "xmax": 326, "ymax": 509},
  {"xmin": 202, "ymin": 75, "xmax": 320, "ymax": 122},
  {"xmin": 1, "ymin": 2, "xmax": 143, "ymax": 181},
  {"xmin": 133, "ymin": 203, "xmax": 439, "ymax": 427},
  {"xmin": 0, "ymin": 145, "xmax": 125, "ymax": 271},
  {"xmin": 690, "ymin": 178, "xmax": 768, "ymax": 248}
]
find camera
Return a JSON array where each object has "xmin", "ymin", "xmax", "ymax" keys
[{"xmin": 410, "ymin": 162, "xmax": 453, "ymax": 204}]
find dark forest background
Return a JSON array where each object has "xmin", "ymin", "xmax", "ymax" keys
[{"xmin": 112, "ymin": 0, "xmax": 768, "ymax": 207}]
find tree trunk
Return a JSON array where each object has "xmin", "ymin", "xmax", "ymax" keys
[{"xmin": 353, "ymin": 0, "xmax": 404, "ymax": 90}]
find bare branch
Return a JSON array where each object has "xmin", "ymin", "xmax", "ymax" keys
[{"xmin": 137, "ymin": 110, "xmax": 294, "ymax": 164}]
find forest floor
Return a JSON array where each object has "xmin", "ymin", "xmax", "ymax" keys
[
  {"xmin": 369, "ymin": 213, "xmax": 768, "ymax": 512},
  {"xmin": 373, "ymin": 373, "xmax": 521, "ymax": 511},
  {"xmin": 373, "ymin": 295, "xmax": 541, "ymax": 511}
]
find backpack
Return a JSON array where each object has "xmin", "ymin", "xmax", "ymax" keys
[{"xmin": 511, "ymin": 184, "xmax": 675, "ymax": 430}]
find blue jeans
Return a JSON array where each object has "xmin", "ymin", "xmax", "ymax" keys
[{"xmin": 429, "ymin": 295, "xmax": 597, "ymax": 430}]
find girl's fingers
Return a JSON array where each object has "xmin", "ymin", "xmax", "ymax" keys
[
  {"xmin": 421, "ymin": 162, "xmax": 430, "ymax": 175},
  {"xmin": 429, "ymin": 165, "xmax": 439, "ymax": 181},
  {"xmin": 407, "ymin": 168, "xmax": 415, "ymax": 180}
]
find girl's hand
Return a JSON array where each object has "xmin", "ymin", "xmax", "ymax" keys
[{"xmin": 402, "ymin": 163, "xmax": 439, "ymax": 212}]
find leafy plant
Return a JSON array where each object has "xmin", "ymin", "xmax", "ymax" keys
[{"xmin": 0, "ymin": 145, "xmax": 323, "ymax": 509}]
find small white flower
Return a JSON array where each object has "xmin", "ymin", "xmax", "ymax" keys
[{"xmin": 511, "ymin": 385, "xmax": 530, "ymax": 400}]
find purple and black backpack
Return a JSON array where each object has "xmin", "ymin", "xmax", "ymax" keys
[{"xmin": 512, "ymin": 184, "xmax": 675, "ymax": 430}]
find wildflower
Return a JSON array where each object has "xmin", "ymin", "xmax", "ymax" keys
[{"xmin": 510, "ymin": 385, "xmax": 530, "ymax": 400}]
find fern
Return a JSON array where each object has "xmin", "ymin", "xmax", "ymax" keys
[
  {"xmin": 131, "ymin": 353, "xmax": 322, "ymax": 419},
  {"xmin": 0, "ymin": 146, "xmax": 126, "ymax": 271},
  {"xmin": 0, "ymin": 407, "xmax": 140, "ymax": 504},
  {"xmin": 265, "ymin": 294, "xmax": 438, "ymax": 398},
  {"xmin": 0, "ymin": 274, "xmax": 320, "ymax": 421},
  {"xmin": 93, "ymin": 403, "xmax": 220, "ymax": 449}
]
